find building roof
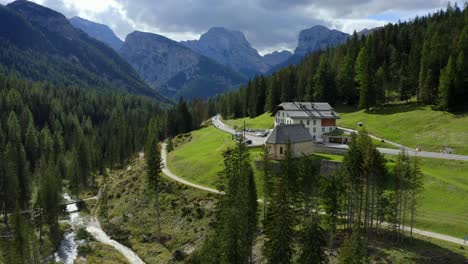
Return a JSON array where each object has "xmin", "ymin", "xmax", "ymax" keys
[
  {"xmin": 266, "ymin": 124, "xmax": 314, "ymax": 144},
  {"xmin": 271, "ymin": 102, "xmax": 339, "ymax": 119}
]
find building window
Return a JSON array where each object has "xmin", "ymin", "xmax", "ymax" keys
[
  {"xmin": 313, "ymin": 127, "xmax": 316, "ymax": 133},
  {"xmin": 280, "ymin": 147, "xmax": 283, "ymax": 154},
  {"xmin": 329, "ymin": 127, "xmax": 332, "ymax": 132},
  {"xmin": 307, "ymin": 120, "xmax": 310, "ymax": 125},
  {"xmin": 322, "ymin": 128, "xmax": 325, "ymax": 133},
  {"xmin": 313, "ymin": 120, "xmax": 316, "ymax": 126},
  {"xmin": 300, "ymin": 120, "xmax": 303, "ymax": 125}
]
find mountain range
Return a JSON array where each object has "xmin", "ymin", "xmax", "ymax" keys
[
  {"xmin": 69, "ymin": 16, "xmax": 123, "ymax": 51},
  {"xmin": 1, "ymin": 0, "xmax": 369, "ymax": 100},
  {"xmin": 120, "ymin": 31, "xmax": 247, "ymax": 99},
  {"xmin": 0, "ymin": 0, "xmax": 168, "ymax": 102},
  {"xmin": 69, "ymin": 17, "xmax": 355, "ymax": 98},
  {"xmin": 181, "ymin": 27, "xmax": 271, "ymax": 77}
]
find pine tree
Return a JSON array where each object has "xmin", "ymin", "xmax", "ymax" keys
[
  {"xmin": 299, "ymin": 217, "xmax": 328, "ymax": 264},
  {"xmin": 24, "ymin": 119, "xmax": 39, "ymax": 168},
  {"xmin": 438, "ymin": 55, "xmax": 456, "ymax": 110},
  {"xmin": 337, "ymin": 54, "xmax": 357, "ymax": 105},
  {"xmin": 314, "ymin": 56, "xmax": 336, "ymax": 104},
  {"xmin": 146, "ymin": 137, "xmax": 162, "ymax": 242},
  {"xmin": 264, "ymin": 143, "xmax": 296, "ymax": 263},
  {"xmin": 322, "ymin": 174, "xmax": 342, "ymax": 252},
  {"xmin": 218, "ymin": 142, "xmax": 257, "ymax": 263},
  {"xmin": 260, "ymin": 145, "xmax": 273, "ymax": 222},
  {"xmin": 11, "ymin": 203, "xmax": 33, "ymax": 264},
  {"xmin": 356, "ymin": 40, "xmax": 375, "ymax": 110},
  {"xmin": 38, "ymin": 158, "xmax": 61, "ymax": 245},
  {"xmin": 338, "ymin": 231, "xmax": 367, "ymax": 264}
]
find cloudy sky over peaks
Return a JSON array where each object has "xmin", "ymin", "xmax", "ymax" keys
[{"xmin": 1, "ymin": 0, "xmax": 450, "ymax": 54}]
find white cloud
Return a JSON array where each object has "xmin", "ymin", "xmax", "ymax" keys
[{"xmin": 1, "ymin": 0, "xmax": 452, "ymax": 51}]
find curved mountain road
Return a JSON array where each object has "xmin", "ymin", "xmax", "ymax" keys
[
  {"xmin": 161, "ymin": 143, "xmax": 221, "ymax": 194},
  {"xmin": 161, "ymin": 141, "xmax": 466, "ymax": 246}
]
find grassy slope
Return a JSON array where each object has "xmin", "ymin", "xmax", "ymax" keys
[
  {"xmin": 99, "ymin": 156, "xmax": 216, "ymax": 263},
  {"xmin": 167, "ymin": 126, "xmax": 233, "ymax": 188},
  {"xmin": 169, "ymin": 126, "xmax": 468, "ymax": 239},
  {"xmin": 409, "ymin": 158, "xmax": 468, "ymax": 238},
  {"xmin": 321, "ymin": 153, "xmax": 468, "ymax": 238},
  {"xmin": 223, "ymin": 113, "xmax": 275, "ymax": 129},
  {"xmin": 76, "ymin": 242, "xmax": 129, "ymax": 264},
  {"xmin": 337, "ymin": 103, "xmax": 468, "ymax": 154}
]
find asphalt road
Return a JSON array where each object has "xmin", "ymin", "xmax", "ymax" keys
[
  {"xmin": 211, "ymin": 115, "xmax": 266, "ymax": 147},
  {"xmin": 214, "ymin": 116, "xmax": 468, "ymax": 161},
  {"xmin": 161, "ymin": 143, "xmax": 222, "ymax": 194}
]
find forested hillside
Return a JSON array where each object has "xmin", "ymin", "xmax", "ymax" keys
[
  {"xmin": 211, "ymin": 4, "xmax": 468, "ymax": 118},
  {"xmin": 0, "ymin": 73, "xmax": 168, "ymax": 261},
  {"xmin": 0, "ymin": 1, "xmax": 168, "ymax": 102}
]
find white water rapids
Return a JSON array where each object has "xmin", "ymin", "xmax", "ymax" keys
[
  {"xmin": 54, "ymin": 194, "xmax": 80, "ymax": 264},
  {"xmin": 54, "ymin": 193, "xmax": 145, "ymax": 264}
]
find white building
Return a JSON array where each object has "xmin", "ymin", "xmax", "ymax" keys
[{"xmin": 272, "ymin": 102, "xmax": 339, "ymax": 141}]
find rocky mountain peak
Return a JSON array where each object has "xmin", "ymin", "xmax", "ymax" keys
[
  {"xmin": 7, "ymin": 0, "xmax": 77, "ymax": 39},
  {"xmin": 262, "ymin": 50, "xmax": 293, "ymax": 67},
  {"xmin": 294, "ymin": 25, "xmax": 349, "ymax": 56},
  {"xmin": 182, "ymin": 27, "xmax": 269, "ymax": 77},
  {"xmin": 69, "ymin": 16, "xmax": 123, "ymax": 51}
]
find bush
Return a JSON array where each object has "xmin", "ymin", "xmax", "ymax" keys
[
  {"xmin": 78, "ymin": 244, "xmax": 93, "ymax": 256},
  {"xmin": 76, "ymin": 227, "xmax": 93, "ymax": 241}
]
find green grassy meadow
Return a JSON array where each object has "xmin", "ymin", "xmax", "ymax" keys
[
  {"xmin": 337, "ymin": 103, "xmax": 468, "ymax": 154},
  {"xmin": 167, "ymin": 126, "xmax": 234, "ymax": 188},
  {"xmin": 223, "ymin": 112, "xmax": 275, "ymax": 129}
]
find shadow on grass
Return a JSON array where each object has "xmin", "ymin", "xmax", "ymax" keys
[
  {"xmin": 364, "ymin": 102, "xmax": 425, "ymax": 115},
  {"xmin": 369, "ymin": 229, "xmax": 468, "ymax": 264},
  {"xmin": 338, "ymin": 102, "xmax": 468, "ymax": 118}
]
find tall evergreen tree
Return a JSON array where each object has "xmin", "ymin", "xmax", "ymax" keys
[
  {"xmin": 298, "ymin": 217, "xmax": 328, "ymax": 264},
  {"xmin": 264, "ymin": 142, "xmax": 296, "ymax": 264},
  {"xmin": 356, "ymin": 40, "xmax": 375, "ymax": 110},
  {"xmin": 146, "ymin": 137, "xmax": 162, "ymax": 242},
  {"xmin": 438, "ymin": 55, "xmax": 457, "ymax": 110}
]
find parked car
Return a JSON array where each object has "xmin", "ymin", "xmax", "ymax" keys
[{"xmin": 245, "ymin": 140, "xmax": 253, "ymax": 145}]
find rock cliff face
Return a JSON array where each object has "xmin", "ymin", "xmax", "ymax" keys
[
  {"xmin": 182, "ymin": 27, "xmax": 270, "ymax": 77},
  {"xmin": 2, "ymin": 0, "xmax": 165, "ymax": 101},
  {"xmin": 69, "ymin": 16, "xmax": 123, "ymax": 51},
  {"xmin": 120, "ymin": 31, "xmax": 247, "ymax": 99},
  {"xmin": 267, "ymin": 25, "xmax": 350, "ymax": 73},
  {"xmin": 294, "ymin": 25, "xmax": 349, "ymax": 56},
  {"xmin": 262, "ymin": 50, "xmax": 292, "ymax": 67}
]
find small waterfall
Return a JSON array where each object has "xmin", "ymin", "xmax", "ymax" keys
[
  {"xmin": 53, "ymin": 193, "xmax": 146, "ymax": 263},
  {"xmin": 54, "ymin": 194, "xmax": 80, "ymax": 264}
]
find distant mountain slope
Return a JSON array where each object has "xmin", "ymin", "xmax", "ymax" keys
[
  {"xmin": 120, "ymin": 31, "xmax": 247, "ymax": 99},
  {"xmin": 357, "ymin": 27, "xmax": 380, "ymax": 37},
  {"xmin": 182, "ymin": 27, "xmax": 270, "ymax": 77},
  {"xmin": 294, "ymin": 25, "xmax": 349, "ymax": 56},
  {"xmin": 69, "ymin": 16, "xmax": 123, "ymax": 51},
  {"xmin": 262, "ymin": 50, "xmax": 292, "ymax": 67},
  {"xmin": 0, "ymin": 0, "xmax": 167, "ymax": 102},
  {"xmin": 268, "ymin": 25, "xmax": 350, "ymax": 73}
]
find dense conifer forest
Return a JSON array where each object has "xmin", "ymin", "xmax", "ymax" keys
[
  {"xmin": 0, "ymin": 73, "xmax": 185, "ymax": 261},
  {"xmin": 207, "ymin": 3, "xmax": 468, "ymax": 118}
]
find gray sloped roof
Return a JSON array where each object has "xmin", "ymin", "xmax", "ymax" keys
[
  {"xmin": 271, "ymin": 102, "xmax": 339, "ymax": 119},
  {"xmin": 266, "ymin": 124, "xmax": 313, "ymax": 144}
]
